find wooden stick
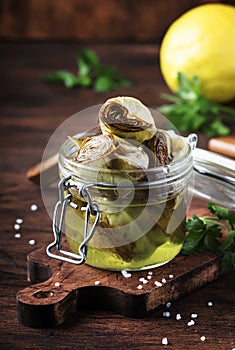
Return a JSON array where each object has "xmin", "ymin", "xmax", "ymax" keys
[
  {"xmin": 208, "ymin": 136, "xmax": 235, "ymax": 159},
  {"xmin": 27, "ymin": 153, "xmax": 58, "ymax": 183}
]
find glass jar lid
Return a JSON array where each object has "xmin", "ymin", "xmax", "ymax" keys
[{"xmin": 192, "ymin": 148, "xmax": 235, "ymax": 209}]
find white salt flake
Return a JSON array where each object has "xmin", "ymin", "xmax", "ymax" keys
[
  {"xmin": 191, "ymin": 313, "xmax": 198, "ymax": 319},
  {"xmin": 148, "ymin": 271, "xmax": 153, "ymax": 275},
  {"xmin": 166, "ymin": 302, "xmax": 171, "ymax": 308},
  {"xmin": 161, "ymin": 278, "xmax": 167, "ymax": 284},
  {"xmin": 176, "ymin": 313, "xmax": 182, "ymax": 320},
  {"xmin": 29, "ymin": 239, "xmax": 36, "ymax": 245},
  {"xmin": 139, "ymin": 277, "xmax": 145, "ymax": 282},
  {"xmin": 154, "ymin": 281, "xmax": 163, "ymax": 287},
  {"xmin": 169, "ymin": 274, "xmax": 174, "ymax": 279},
  {"xmin": 137, "ymin": 284, "xmax": 143, "ymax": 290},
  {"xmin": 161, "ymin": 337, "xmax": 168, "ymax": 345},
  {"xmin": 207, "ymin": 301, "xmax": 213, "ymax": 307},
  {"xmin": 14, "ymin": 233, "xmax": 21, "ymax": 238},
  {"xmin": 147, "ymin": 275, "xmax": 152, "ymax": 280},
  {"xmin": 94, "ymin": 280, "xmax": 100, "ymax": 285},
  {"xmin": 200, "ymin": 336, "xmax": 206, "ymax": 342},
  {"xmin": 30, "ymin": 204, "xmax": 38, "ymax": 211},
  {"xmin": 54, "ymin": 282, "xmax": 60, "ymax": 287},
  {"xmin": 187, "ymin": 320, "xmax": 195, "ymax": 326},
  {"xmin": 142, "ymin": 279, "xmax": 148, "ymax": 284},
  {"xmin": 121, "ymin": 270, "xmax": 132, "ymax": 278},
  {"xmin": 163, "ymin": 311, "xmax": 171, "ymax": 317},
  {"xmin": 16, "ymin": 218, "xmax": 23, "ymax": 224},
  {"xmin": 14, "ymin": 224, "xmax": 20, "ymax": 230}
]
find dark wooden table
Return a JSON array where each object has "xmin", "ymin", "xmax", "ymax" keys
[{"xmin": 0, "ymin": 42, "xmax": 234, "ymax": 350}]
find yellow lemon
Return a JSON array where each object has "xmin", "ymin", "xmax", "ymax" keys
[{"xmin": 160, "ymin": 4, "xmax": 235, "ymax": 103}]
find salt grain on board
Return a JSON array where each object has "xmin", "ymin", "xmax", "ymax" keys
[
  {"xmin": 16, "ymin": 218, "xmax": 23, "ymax": 224},
  {"xmin": 154, "ymin": 281, "xmax": 163, "ymax": 287},
  {"xmin": 161, "ymin": 337, "xmax": 168, "ymax": 345},
  {"xmin": 54, "ymin": 282, "xmax": 60, "ymax": 287},
  {"xmin": 14, "ymin": 233, "xmax": 21, "ymax": 238},
  {"xmin": 29, "ymin": 239, "xmax": 36, "ymax": 245},
  {"xmin": 30, "ymin": 204, "xmax": 38, "ymax": 211},
  {"xmin": 207, "ymin": 301, "xmax": 213, "ymax": 307},
  {"xmin": 94, "ymin": 281, "xmax": 100, "ymax": 285},
  {"xmin": 137, "ymin": 284, "xmax": 143, "ymax": 290},
  {"xmin": 191, "ymin": 313, "xmax": 198, "ymax": 319},
  {"xmin": 176, "ymin": 313, "xmax": 182, "ymax": 320},
  {"xmin": 200, "ymin": 336, "xmax": 206, "ymax": 342},
  {"xmin": 121, "ymin": 270, "xmax": 132, "ymax": 278},
  {"xmin": 14, "ymin": 224, "xmax": 20, "ymax": 230}
]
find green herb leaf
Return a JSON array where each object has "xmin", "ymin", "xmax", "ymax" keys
[
  {"xmin": 158, "ymin": 73, "xmax": 235, "ymax": 137},
  {"xmin": 43, "ymin": 71, "xmax": 81, "ymax": 88},
  {"xmin": 43, "ymin": 49, "xmax": 132, "ymax": 93},
  {"xmin": 208, "ymin": 202, "xmax": 230, "ymax": 219},
  {"xmin": 77, "ymin": 49, "xmax": 100, "ymax": 77},
  {"xmin": 181, "ymin": 202, "xmax": 235, "ymax": 274},
  {"xmin": 221, "ymin": 251, "xmax": 235, "ymax": 274},
  {"xmin": 219, "ymin": 230, "xmax": 235, "ymax": 251}
]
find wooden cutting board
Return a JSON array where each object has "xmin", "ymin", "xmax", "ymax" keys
[{"xmin": 17, "ymin": 244, "xmax": 221, "ymax": 328}]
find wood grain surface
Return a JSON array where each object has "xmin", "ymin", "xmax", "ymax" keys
[
  {"xmin": 0, "ymin": 42, "xmax": 235, "ymax": 350},
  {"xmin": 16, "ymin": 242, "xmax": 221, "ymax": 328},
  {"xmin": 0, "ymin": 0, "xmax": 226, "ymax": 42}
]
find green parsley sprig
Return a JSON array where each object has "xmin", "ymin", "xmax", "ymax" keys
[
  {"xmin": 158, "ymin": 72, "xmax": 235, "ymax": 137},
  {"xmin": 43, "ymin": 49, "xmax": 132, "ymax": 93},
  {"xmin": 181, "ymin": 202, "xmax": 235, "ymax": 273}
]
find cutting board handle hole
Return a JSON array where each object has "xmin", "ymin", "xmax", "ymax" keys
[{"xmin": 33, "ymin": 291, "xmax": 53, "ymax": 299}]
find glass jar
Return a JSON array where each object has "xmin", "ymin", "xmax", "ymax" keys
[{"xmin": 51, "ymin": 130, "xmax": 194, "ymax": 271}]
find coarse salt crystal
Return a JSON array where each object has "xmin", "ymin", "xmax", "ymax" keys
[
  {"xmin": 14, "ymin": 233, "xmax": 21, "ymax": 238},
  {"xmin": 161, "ymin": 337, "xmax": 168, "ymax": 345},
  {"xmin": 176, "ymin": 313, "xmax": 182, "ymax": 320},
  {"xmin": 147, "ymin": 275, "xmax": 152, "ymax": 280},
  {"xmin": 137, "ymin": 284, "xmax": 143, "ymax": 290},
  {"xmin": 142, "ymin": 279, "xmax": 148, "ymax": 284},
  {"xmin": 139, "ymin": 277, "xmax": 145, "ymax": 282},
  {"xmin": 161, "ymin": 278, "xmax": 167, "ymax": 284},
  {"xmin": 94, "ymin": 281, "xmax": 100, "ymax": 285},
  {"xmin": 148, "ymin": 271, "xmax": 153, "ymax": 275},
  {"xmin": 200, "ymin": 336, "xmax": 206, "ymax": 342},
  {"xmin": 163, "ymin": 311, "xmax": 171, "ymax": 317},
  {"xmin": 154, "ymin": 281, "xmax": 163, "ymax": 287},
  {"xmin": 55, "ymin": 282, "xmax": 60, "ymax": 287},
  {"xmin": 29, "ymin": 239, "xmax": 36, "ymax": 245},
  {"xmin": 166, "ymin": 302, "xmax": 171, "ymax": 308},
  {"xmin": 30, "ymin": 204, "xmax": 38, "ymax": 211},
  {"xmin": 191, "ymin": 313, "xmax": 198, "ymax": 319},
  {"xmin": 14, "ymin": 224, "xmax": 20, "ymax": 230},
  {"xmin": 208, "ymin": 301, "xmax": 213, "ymax": 307},
  {"xmin": 16, "ymin": 218, "xmax": 23, "ymax": 224},
  {"xmin": 169, "ymin": 274, "xmax": 174, "ymax": 279},
  {"xmin": 187, "ymin": 320, "xmax": 195, "ymax": 326},
  {"xmin": 121, "ymin": 270, "xmax": 132, "ymax": 278}
]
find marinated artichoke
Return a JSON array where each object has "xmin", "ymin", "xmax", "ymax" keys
[
  {"xmin": 99, "ymin": 96, "xmax": 157, "ymax": 143},
  {"xmin": 63, "ymin": 96, "xmax": 191, "ymax": 270}
]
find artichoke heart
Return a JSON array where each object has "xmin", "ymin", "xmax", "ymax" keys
[
  {"xmin": 75, "ymin": 134, "xmax": 117, "ymax": 165},
  {"xmin": 73, "ymin": 133, "xmax": 149, "ymax": 184},
  {"xmin": 145, "ymin": 129, "xmax": 172, "ymax": 167},
  {"xmin": 99, "ymin": 96, "xmax": 156, "ymax": 142}
]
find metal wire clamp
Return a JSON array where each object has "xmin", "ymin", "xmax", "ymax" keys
[{"xmin": 46, "ymin": 176, "xmax": 101, "ymax": 265}]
